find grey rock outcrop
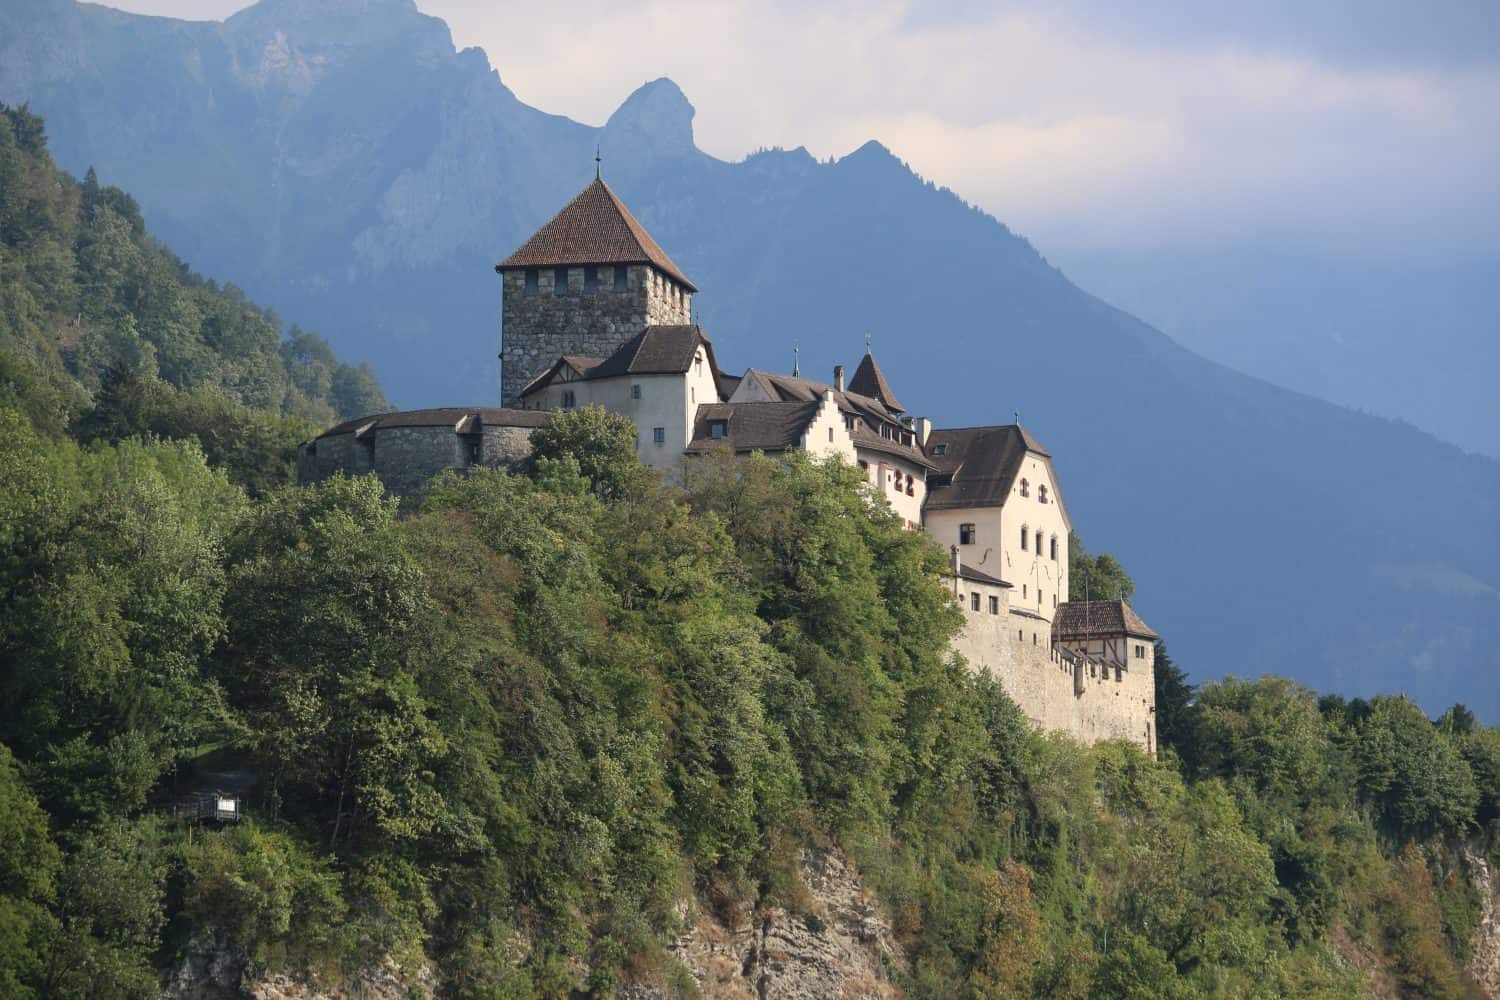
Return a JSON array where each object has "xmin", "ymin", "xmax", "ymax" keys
[{"xmin": 627, "ymin": 848, "xmax": 904, "ymax": 1000}]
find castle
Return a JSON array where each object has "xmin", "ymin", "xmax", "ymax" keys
[{"xmin": 299, "ymin": 177, "xmax": 1159, "ymax": 752}]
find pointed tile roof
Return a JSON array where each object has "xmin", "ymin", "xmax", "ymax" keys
[
  {"xmin": 496, "ymin": 178, "xmax": 697, "ymax": 290},
  {"xmin": 848, "ymin": 353, "xmax": 903, "ymax": 412}
]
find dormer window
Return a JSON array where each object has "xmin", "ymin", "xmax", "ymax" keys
[
  {"xmin": 932, "ymin": 443, "xmax": 947, "ymax": 456},
  {"xmin": 1020, "ymin": 478, "xmax": 1030, "ymax": 497},
  {"xmin": 708, "ymin": 419, "xmax": 728, "ymax": 439}
]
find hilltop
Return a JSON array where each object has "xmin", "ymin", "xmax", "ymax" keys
[{"xmin": 1, "ymin": 0, "xmax": 1497, "ymax": 714}]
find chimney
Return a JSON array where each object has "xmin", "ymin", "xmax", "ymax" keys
[
  {"xmin": 833, "ymin": 365, "xmax": 845, "ymax": 392},
  {"xmin": 915, "ymin": 416, "xmax": 932, "ymax": 447}
]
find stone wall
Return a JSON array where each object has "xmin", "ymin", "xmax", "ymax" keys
[
  {"xmin": 951, "ymin": 599, "xmax": 1156, "ymax": 752},
  {"xmin": 500, "ymin": 264, "xmax": 692, "ymax": 406},
  {"xmin": 298, "ymin": 422, "xmax": 537, "ymax": 502}
]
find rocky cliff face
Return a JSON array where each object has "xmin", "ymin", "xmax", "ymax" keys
[
  {"xmin": 160, "ymin": 848, "xmax": 901, "ymax": 999},
  {"xmin": 632, "ymin": 848, "xmax": 904, "ymax": 1000},
  {"xmin": 1467, "ymin": 845, "xmax": 1500, "ymax": 998}
]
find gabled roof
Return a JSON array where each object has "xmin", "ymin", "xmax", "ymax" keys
[
  {"xmin": 923, "ymin": 424, "xmax": 1052, "ymax": 510},
  {"xmin": 518, "ymin": 355, "xmax": 606, "ymax": 399},
  {"xmin": 495, "ymin": 178, "xmax": 697, "ymax": 291},
  {"xmin": 314, "ymin": 407, "xmax": 549, "ymax": 440},
  {"xmin": 1053, "ymin": 600, "xmax": 1159, "ymax": 641},
  {"xmin": 685, "ymin": 401, "xmax": 821, "ymax": 454},
  {"xmin": 589, "ymin": 325, "xmax": 717, "ymax": 379},
  {"xmin": 734, "ymin": 369, "xmax": 931, "ymax": 468},
  {"xmin": 848, "ymin": 352, "xmax": 903, "ymax": 413},
  {"xmin": 520, "ymin": 325, "xmax": 723, "ymax": 399}
]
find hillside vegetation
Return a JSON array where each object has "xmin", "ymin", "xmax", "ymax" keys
[
  {"xmin": 3, "ymin": 105, "xmax": 1500, "ymax": 999},
  {"xmin": 0, "ymin": 103, "xmax": 385, "ymax": 490}
]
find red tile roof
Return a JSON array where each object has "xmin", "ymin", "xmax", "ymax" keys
[
  {"xmin": 1053, "ymin": 600, "xmax": 1159, "ymax": 640},
  {"xmin": 495, "ymin": 178, "xmax": 697, "ymax": 290}
]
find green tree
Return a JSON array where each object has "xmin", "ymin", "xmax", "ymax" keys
[
  {"xmin": 1152, "ymin": 642, "xmax": 1194, "ymax": 754},
  {"xmin": 528, "ymin": 405, "xmax": 644, "ymax": 500},
  {"xmin": 1068, "ymin": 532, "xmax": 1134, "ymax": 603}
]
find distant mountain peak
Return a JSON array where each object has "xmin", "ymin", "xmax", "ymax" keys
[{"xmin": 602, "ymin": 77, "xmax": 697, "ymax": 167}]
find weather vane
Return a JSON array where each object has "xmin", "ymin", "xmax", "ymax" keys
[
  {"xmin": 1014, "ymin": 409, "xmax": 1021, "ymax": 425},
  {"xmin": 595, "ymin": 144, "xmax": 602, "ymax": 180},
  {"xmin": 793, "ymin": 345, "xmax": 800, "ymax": 377},
  {"xmin": 865, "ymin": 332, "xmax": 872, "ymax": 353}
]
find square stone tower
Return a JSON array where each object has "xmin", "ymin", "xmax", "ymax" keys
[{"xmin": 495, "ymin": 178, "xmax": 696, "ymax": 406}]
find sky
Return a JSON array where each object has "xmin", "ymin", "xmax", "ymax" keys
[{"xmin": 101, "ymin": 0, "xmax": 1500, "ymax": 263}]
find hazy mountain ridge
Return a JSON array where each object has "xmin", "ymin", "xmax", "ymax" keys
[{"xmin": 3, "ymin": 0, "xmax": 1498, "ymax": 714}]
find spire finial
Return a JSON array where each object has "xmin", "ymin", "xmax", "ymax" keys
[
  {"xmin": 865, "ymin": 332, "xmax": 872, "ymax": 353},
  {"xmin": 1013, "ymin": 409, "xmax": 1021, "ymax": 425},
  {"xmin": 595, "ymin": 144, "xmax": 602, "ymax": 180},
  {"xmin": 793, "ymin": 345, "xmax": 800, "ymax": 377}
]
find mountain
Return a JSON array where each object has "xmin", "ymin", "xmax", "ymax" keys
[
  {"xmin": 3, "ymin": 0, "xmax": 1497, "ymax": 715},
  {"xmin": 1058, "ymin": 245, "xmax": 1500, "ymax": 460}
]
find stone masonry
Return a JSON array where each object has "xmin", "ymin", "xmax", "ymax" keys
[{"xmin": 499, "ymin": 264, "xmax": 691, "ymax": 406}]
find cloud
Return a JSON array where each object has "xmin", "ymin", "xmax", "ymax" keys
[{"xmin": 99, "ymin": 0, "xmax": 1500, "ymax": 257}]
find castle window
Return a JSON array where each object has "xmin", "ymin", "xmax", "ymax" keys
[
  {"xmin": 584, "ymin": 266, "xmax": 599, "ymax": 291},
  {"xmin": 1050, "ymin": 536, "xmax": 1058, "ymax": 560},
  {"xmin": 1018, "ymin": 629, "xmax": 1024, "ymax": 641},
  {"xmin": 1022, "ymin": 584, "xmax": 1027, "ymax": 599},
  {"xmin": 553, "ymin": 266, "xmax": 569, "ymax": 291},
  {"xmin": 631, "ymin": 384, "xmax": 641, "ymax": 399},
  {"xmin": 614, "ymin": 265, "xmax": 628, "ymax": 290},
  {"xmin": 561, "ymin": 389, "xmax": 576, "ymax": 409},
  {"xmin": 525, "ymin": 268, "xmax": 539, "ymax": 294},
  {"xmin": 989, "ymin": 595, "xmax": 1000, "ymax": 615},
  {"xmin": 1020, "ymin": 478, "xmax": 1030, "ymax": 497},
  {"xmin": 653, "ymin": 426, "xmax": 665, "ymax": 445},
  {"xmin": 971, "ymin": 593, "xmax": 981, "ymax": 612},
  {"xmin": 465, "ymin": 437, "xmax": 482, "ymax": 464},
  {"xmin": 1039, "ymin": 484, "xmax": 1049, "ymax": 504},
  {"xmin": 1021, "ymin": 526, "xmax": 1029, "ymax": 550},
  {"xmin": 906, "ymin": 474, "xmax": 915, "ymax": 496},
  {"xmin": 709, "ymin": 419, "xmax": 728, "ymax": 439},
  {"xmin": 858, "ymin": 459, "xmax": 868, "ymax": 471},
  {"xmin": 959, "ymin": 523, "xmax": 975, "ymax": 545},
  {"xmin": 828, "ymin": 427, "xmax": 834, "ymax": 442},
  {"xmin": 1053, "ymin": 594, "xmax": 1058, "ymax": 608}
]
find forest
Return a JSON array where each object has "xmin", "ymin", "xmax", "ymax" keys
[{"xmin": 3, "ymin": 102, "xmax": 1500, "ymax": 999}]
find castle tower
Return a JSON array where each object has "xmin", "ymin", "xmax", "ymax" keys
[{"xmin": 495, "ymin": 178, "xmax": 696, "ymax": 406}]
